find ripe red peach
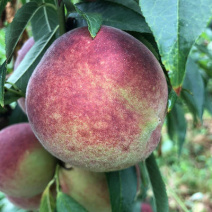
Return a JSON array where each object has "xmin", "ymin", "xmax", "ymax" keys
[
  {"xmin": 0, "ymin": 123, "xmax": 57, "ymax": 198},
  {"xmin": 26, "ymin": 26, "xmax": 168, "ymax": 172},
  {"xmin": 59, "ymin": 167, "xmax": 111, "ymax": 212},
  {"xmin": 7, "ymin": 193, "xmax": 41, "ymax": 210},
  {"xmin": 14, "ymin": 37, "xmax": 35, "ymax": 113}
]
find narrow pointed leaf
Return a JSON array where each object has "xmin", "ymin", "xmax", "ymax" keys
[
  {"xmin": 139, "ymin": 0, "xmax": 212, "ymax": 90},
  {"xmin": 106, "ymin": 166, "xmax": 137, "ymax": 212},
  {"xmin": 146, "ymin": 154, "xmax": 169, "ymax": 212},
  {"xmin": 5, "ymin": 2, "xmax": 40, "ymax": 62},
  {"xmin": 56, "ymin": 192, "xmax": 88, "ymax": 212},
  {"xmin": 40, "ymin": 179, "xmax": 56, "ymax": 212},
  {"xmin": 75, "ymin": 1, "xmax": 150, "ymax": 33},
  {"xmin": 167, "ymin": 103, "xmax": 187, "ymax": 154},
  {"xmin": 63, "ymin": 0, "xmax": 74, "ymax": 12},
  {"xmin": 0, "ymin": 61, "xmax": 7, "ymax": 107},
  {"xmin": 139, "ymin": 162, "xmax": 150, "ymax": 199},
  {"xmin": 75, "ymin": 6, "xmax": 102, "ymax": 38},
  {"xmin": 181, "ymin": 57, "xmax": 205, "ymax": 121},
  {"xmin": 30, "ymin": 0, "xmax": 58, "ymax": 41},
  {"xmin": 6, "ymin": 26, "xmax": 59, "ymax": 93},
  {"xmin": 168, "ymin": 89, "xmax": 178, "ymax": 112}
]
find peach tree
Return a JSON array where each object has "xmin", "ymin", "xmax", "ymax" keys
[{"xmin": 0, "ymin": 0, "xmax": 212, "ymax": 212}]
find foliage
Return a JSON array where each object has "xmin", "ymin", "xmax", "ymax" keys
[{"xmin": 0, "ymin": 0, "xmax": 211, "ymax": 211}]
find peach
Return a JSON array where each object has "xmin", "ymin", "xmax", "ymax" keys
[
  {"xmin": 141, "ymin": 203, "xmax": 153, "ymax": 212},
  {"xmin": 14, "ymin": 37, "xmax": 35, "ymax": 70},
  {"xmin": 14, "ymin": 37, "xmax": 35, "ymax": 113},
  {"xmin": 7, "ymin": 193, "xmax": 41, "ymax": 210},
  {"xmin": 0, "ymin": 123, "xmax": 57, "ymax": 198},
  {"xmin": 59, "ymin": 167, "xmax": 111, "ymax": 212},
  {"xmin": 26, "ymin": 26, "xmax": 168, "ymax": 172},
  {"xmin": 17, "ymin": 97, "xmax": 26, "ymax": 113}
]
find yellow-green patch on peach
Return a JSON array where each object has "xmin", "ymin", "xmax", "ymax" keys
[
  {"xmin": 59, "ymin": 167, "xmax": 111, "ymax": 212},
  {"xmin": 0, "ymin": 123, "xmax": 57, "ymax": 198}
]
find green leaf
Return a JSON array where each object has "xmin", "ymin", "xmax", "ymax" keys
[
  {"xmin": 63, "ymin": 0, "xmax": 74, "ymax": 12},
  {"xmin": 9, "ymin": 104, "xmax": 28, "ymax": 125},
  {"xmin": 198, "ymin": 59, "xmax": 212, "ymax": 78},
  {"xmin": 204, "ymin": 90, "xmax": 212, "ymax": 115},
  {"xmin": 75, "ymin": 1, "xmax": 150, "ymax": 33},
  {"xmin": 139, "ymin": 0, "xmax": 212, "ymax": 90},
  {"xmin": 181, "ymin": 57, "xmax": 205, "ymax": 121},
  {"xmin": 195, "ymin": 43, "xmax": 212, "ymax": 59},
  {"xmin": 0, "ymin": 61, "xmax": 7, "ymax": 107},
  {"xmin": 0, "ymin": 29, "xmax": 6, "ymax": 65},
  {"xmin": 146, "ymin": 154, "xmax": 169, "ymax": 212},
  {"xmin": 139, "ymin": 162, "xmax": 150, "ymax": 200},
  {"xmin": 0, "ymin": 106, "xmax": 8, "ymax": 113},
  {"xmin": 74, "ymin": 6, "xmax": 102, "ymax": 38},
  {"xmin": 30, "ymin": 0, "xmax": 58, "ymax": 41},
  {"xmin": 167, "ymin": 89, "xmax": 178, "ymax": 113},
  {"xmin": 106, "ymin": 0, "xmax": 142, "ymax": 14},
  {"xmin": 106, "ymin": 166, "xmax": 137, "ymax": 212},
  {"xmin": 4, "ymin": 89, "xmax": 23, "ymax": 105},
  {"xmin": 56, "ymin": 192, "xmax": 88, "ymax": 212},
  {"xmin": 0, "ymin": 0, "xmax": 9, "ymax": 18},
  {"xmin": 6, "ymin": 26, "xmax": 59, "ymax": 93},
  {"xmin": 167, "ymin": 102, "xmax": 187, "ymax": 154},
  {"xmin": 40, "ymin": 179, "xmax": 56, "ymax": 212},
  {"xmin": 5, "ymin": 2, "xmax": 40, "ymax": 63}
]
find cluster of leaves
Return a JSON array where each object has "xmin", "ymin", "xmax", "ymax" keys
[
  {"xmin": 0, "ymin": 0, "xmax": 212, "ymax": 212},
  {"xmin": 167, "ymin": 25, "xmax": 212, "ymax": 155}
]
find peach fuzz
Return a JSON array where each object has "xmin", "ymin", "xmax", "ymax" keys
[
  {"xmin": 0, "ymin": 123, "xmax": 57, "ymax": 198},
  {"xmin": 26, "ymin": 26, "xmax": 168, "ymax": 172}
]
